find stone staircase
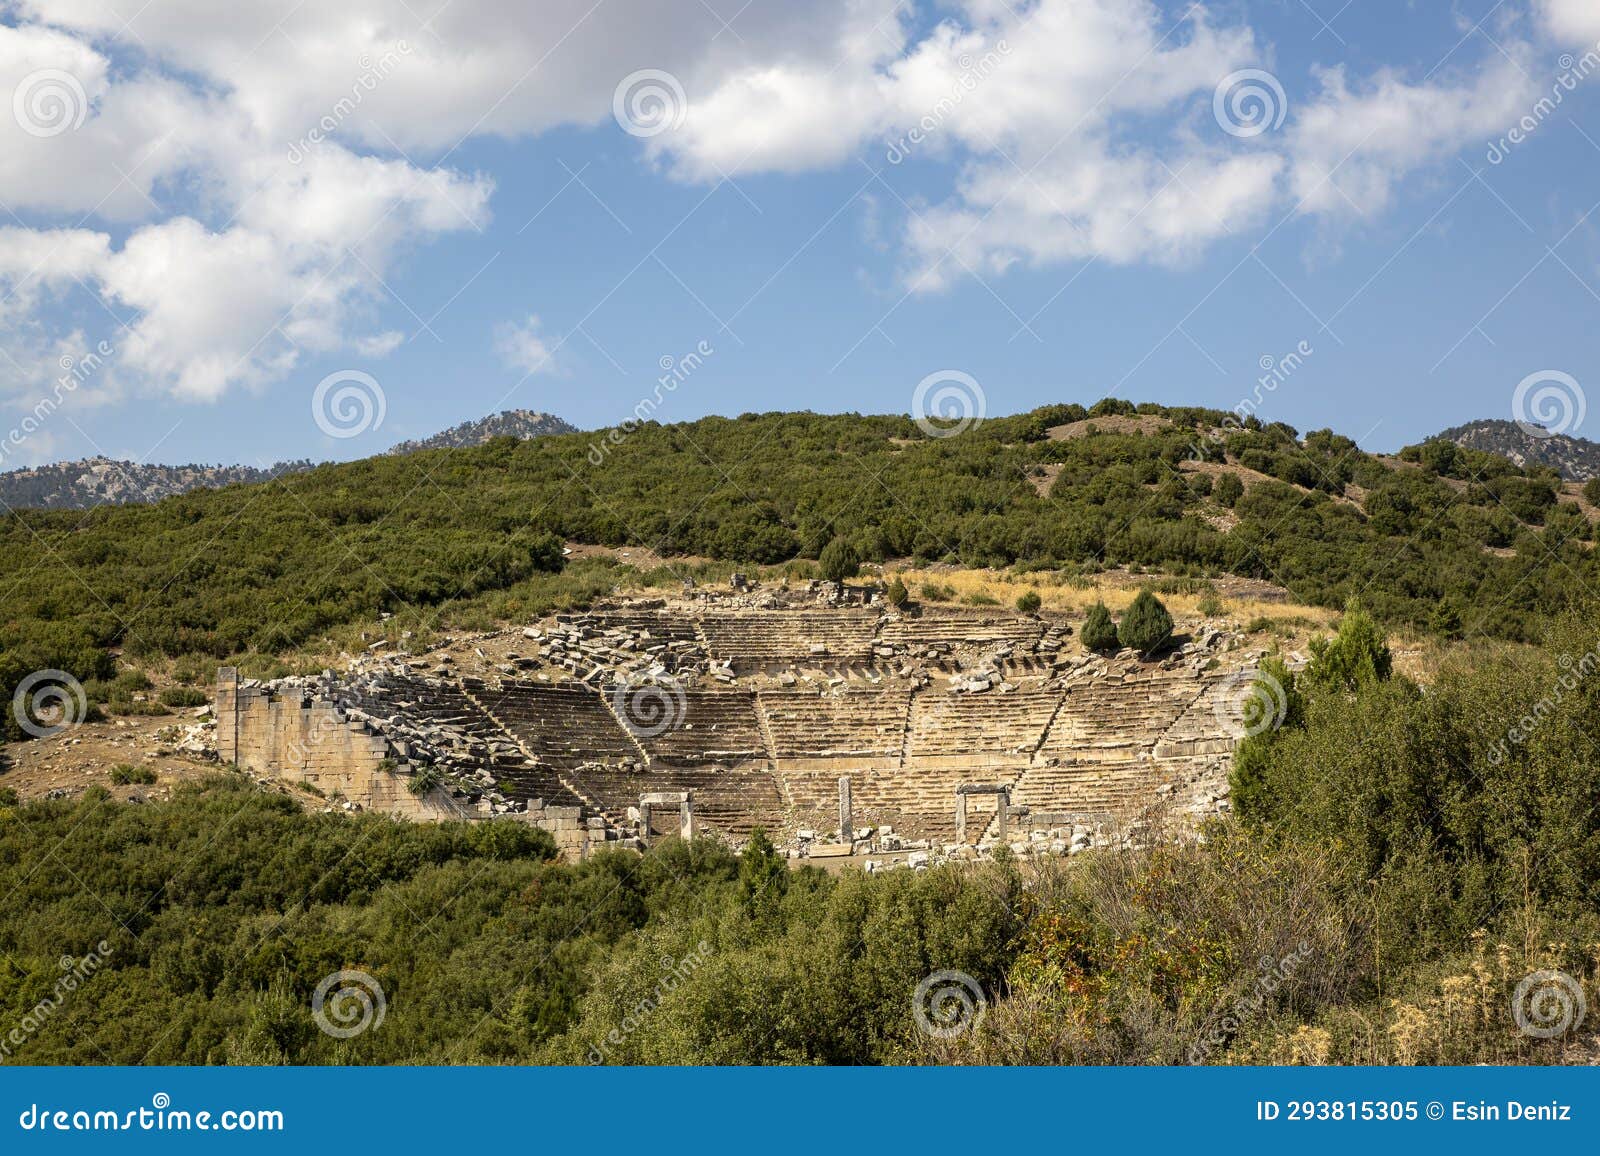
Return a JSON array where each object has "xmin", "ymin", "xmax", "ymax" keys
[{"xmin": 471, "ymin": 679, "xmax": 642, "ymax": 769}]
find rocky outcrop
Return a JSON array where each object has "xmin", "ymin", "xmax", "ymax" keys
[
  {"xmin": 385, "ymin": 409, "xmax": 576, "ymax": 455},
  {"xmin": 1436, "ymin": 418, "xmax": 1600, "ymax": 480}
]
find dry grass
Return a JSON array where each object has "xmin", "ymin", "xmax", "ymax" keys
[{"xmin": 880, "ymin": 565, "xmax": 1335, "ymax": 635}]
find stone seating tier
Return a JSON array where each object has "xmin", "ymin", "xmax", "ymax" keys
[
  {"xmin": 698, "ymin": 612, "xmax": 878, "ymax": 668},
  {"xmin": 636, "ymin": 689, "xmax": 767, "ymax": 765},
  {"xmin": 755, "ymin": 689, "xmax": 913, "ymax": 764},
  {"xmin": 467, "ymin": 679, "xmax": 641, "ymax": 769}
]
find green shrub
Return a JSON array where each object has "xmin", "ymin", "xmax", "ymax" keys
[
  {"xmin": 1080, "ymin": 601, "xmax": 1119, "ymax": 652},
  {"xmin": 1214, "ymin": 472, "xmax": 1244, "ymax": 507},
  {"xmin": 1303, "ymin": 604, "xmax": 1391, "ymax": 693},
  {"xmin": 819, "ymin": 539, "xmax": 860, "ymax": 584},
  {"xmin": 885, "ymin": 578, "xmax": 909, "ymax": 608},
  {"xmin": 1016, "ymin": 590, "xmax": 1042, "ymax": 614},
  {"xmin": 408, "ymin": 765, "xmax": 443, "ymax": 796},
  {"xmin": 109, "ymin": 764, "xmax": 158, "ymax": 786},
  {"xmin": 159, "ymin": 688, "xmax": 209, "ymax": 709},
  {"xmin": 1117, "ymin": 590, "xmax": 1174, "ymax": 656}
]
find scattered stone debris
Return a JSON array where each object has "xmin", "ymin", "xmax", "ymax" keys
[{"xmin": 211, "ymin": 587, "xmax": 1266, "ymax": 863}]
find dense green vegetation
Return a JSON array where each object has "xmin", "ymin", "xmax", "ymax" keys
[
  {"xmin": 0, "ymin": 780, "xmax": 1020, "ymax": 1064},
  {"xmin": 2, "ymin": 400, "xmax": 1594, "ymax": 738},
  {"xmin": 4, "ymin": 603, "xmax": 1598, "ymax": 1064}
]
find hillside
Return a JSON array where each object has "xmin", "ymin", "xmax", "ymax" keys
[
  {"xmin": 385, "ymin": 409, "xmax": 576, "ymax": 454},
  {"xmin": 1436, "ymin": 418, "xmax": 1600, "ymax": 480},
  {"xmin": 1, "ymin": 400, "xmax": 1596, "ymax": 721}
]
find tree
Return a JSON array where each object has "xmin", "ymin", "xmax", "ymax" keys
[
  {"xmin": 1584, "ymin": 477, "xmax": 1600, "ymax": 507},
  {"xmin": 1214, "ymin": 472, "xmax": 1244, "ymax": 508},
  {"xmin": 1080, "ymin": 601, "xmax": 1119, "ymax": 652},
  {"xmin": 1016, "ymin": 590, "xmax": 1042, "ymax": 614},
  {"xmin": 1304, "ymin": 603, "xmax": 1391, "ymax": 693},
  {"xmin": 1117, "ymin": 590, "xmax": 1174, "ymax": 657},
  {"xmin": 1418, "ymin": 439, "xmax": 1459, "ymax": 477},
  {"xmin": 739, "ymin": 827, "xmax": 788, "ymax": 914},
  {"xmin": 819, "ymin": 539, "xmax": 860, "ymax": 584},
  {"xmin": 885, "ymin": 577, "xmax": 909, "ymax": 608},
  {"xmin": 1228, "ymin": 655, "xmax": 1303, "ymax": 824}
]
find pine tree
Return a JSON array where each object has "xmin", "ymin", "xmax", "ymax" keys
[
  {"xmin": 739, "ymin": 827, "xmax": 789, "ymax": 914},
  {"xmin": 1117, "ymin": 589, "xmax": 1174, "ymax": 656},
  {"xmin": 1080, "ymin": 601, "xmax": 1119, "ymax": 652},
  {"xmin": 819, "ymin": 539, "xmax": 860, "ymax": 584},
  {"xmin": 1305, "ymin": 603, "xmax": 1392, "ymax": 692}
]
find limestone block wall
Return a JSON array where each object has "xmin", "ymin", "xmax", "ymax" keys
[
  {"xmin": 216, "ymin": 667, "xmax": 456, "ymax": 822},
  {"xmin": 217, "ymin": 668, "xmax": 607, "ymax": 856}
]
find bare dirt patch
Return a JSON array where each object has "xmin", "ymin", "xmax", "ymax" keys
[
  {"xmin": 2, "ymin": 711, "xmax": 219, "ymax": 804},
  {"xmin": 562, "ymin": 542, "xmax": 712, "ymax": 571},
  {"xmin": 1046, "ymin": 414, "xmax": 1172, "ymax": 440}
]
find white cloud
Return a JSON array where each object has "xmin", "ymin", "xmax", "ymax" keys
[
  {"xmin": 356, "ymin": 331, "xmax": 405, "ymax": 358},
  {"xmin": 660, "ymin": 0, "xmax": 1284, "ymax": 287},
  {"xmin": 0, "ymin": 0, "xmax": 1574, "ymax": 397},
  {"xmin": 1539, "ymin": 0, "xmax": 1600, "ymax": 44},
  {"xmin": 494, "ymin": 315, "xmax": 557, "ymax": 376},
  {"xmin": 0, "ymin": 15, "xmax": 494, "ymax": 406},
  {"xmin": 1287, "ymin": 52, "xmax": 1540, "ymax": 218}
]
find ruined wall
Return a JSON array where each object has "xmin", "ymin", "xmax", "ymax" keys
[
  {"xmin": 216, "ymin": 668, "xmax": 604, "ymax": 856},
  {"xmin": 216, "ymin": 667, "xmax": 457, "ymax": 821}
]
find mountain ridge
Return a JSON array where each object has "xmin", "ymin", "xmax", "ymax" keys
[
  {"xmin": 1434, "ymin": 418, "xmax": 1600, "ymax": 481},
  {"xmin": 0, "ymin": 409, "xmax": 577, "ymax": 509},
  {"xmin": 384, "ymin": 410, "xmax": 576, "ymax": 455}
]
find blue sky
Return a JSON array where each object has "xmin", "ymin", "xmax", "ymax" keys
[{"xmin": 2, "ymin": 0, "xmax": 1599, "ymax": 469}]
